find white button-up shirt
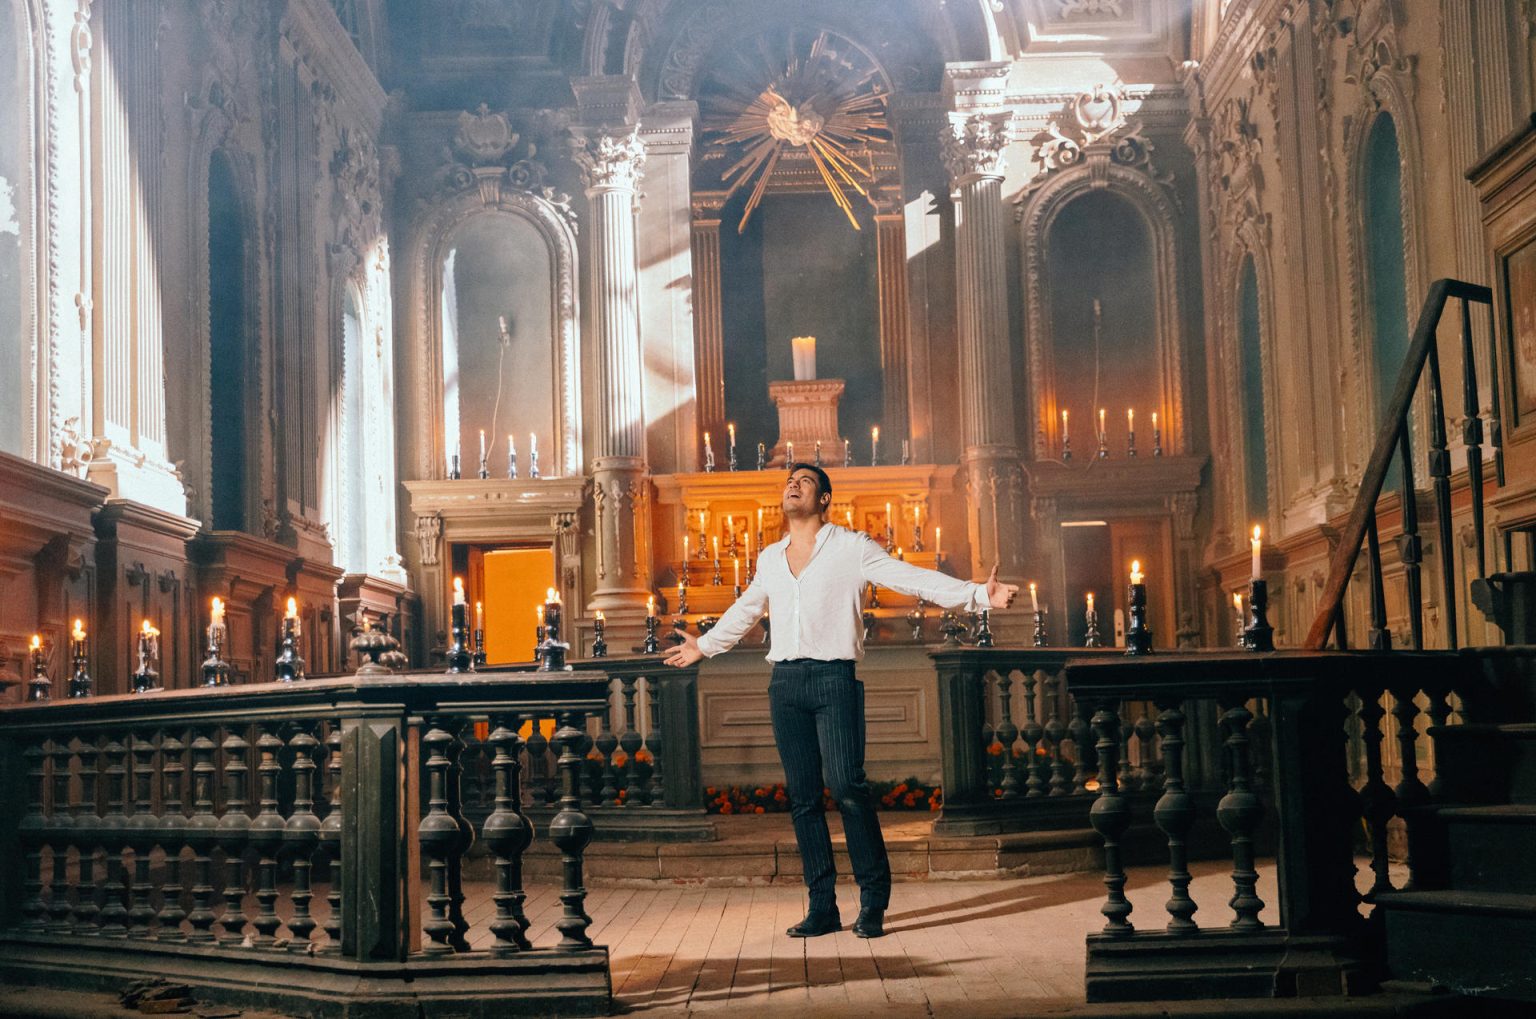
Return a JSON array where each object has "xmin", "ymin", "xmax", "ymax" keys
[{"xmin": 695, "ymin": 523, "xmax": 991, "ymax": 662}]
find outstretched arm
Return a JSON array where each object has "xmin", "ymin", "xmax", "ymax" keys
[
  {"xmin": 664, "ymin": 575, "xmax": 768, "ymax": 667},
  {"xmin": 859, "ymin": 535, "xmax": 1018, "ymax": 610}
]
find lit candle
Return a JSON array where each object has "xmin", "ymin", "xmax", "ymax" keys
[
  {"xmin": 30, "ymin": 634, "xmax": 41, "ymax": 653},
  {"xmin": 757, "ymin": 507, "xmax": 763, "ymax": 531},
  {"xmin": 1233, "ymin": 591, "xmax": 1244, "ymax": 614},
  {"xmin": 733, "ymin": 557, "xmax": 741, "ymax": 588},
  {"xmin": 646, "ymin": 595, "xmax": 655, "ymax": 618},
  {"xmin": 1086, "ymin": 591, "xmax": 1095, "ymax": 614},
  {"xmin": 479, "ymin": 428, "xmax": 486, "ymax": 464},
  {"xmin": 676, "ymin": 580, "xmax": 685, "ymax": 606},
  {"xmin": 728, "ymin": 422, "xmax": 736, "ymax": 451},
  {"xmin": 1127, "ymin": 407, "xmax": 1134, "ymax": 432},
  {"xmin": 846, "ymin": 509, "xmax": 854, "ymax": 528},
  {"xmin": 285, "ymin": 596, "xmax": 299, "ymax": 620},
  {"xmin": 211, "ymin": 597, "xmax": 225, "ymax": 628},
  {"xmin": 704, "ymin": 431, "xmax": 714, "ymax": 466},
  {"xmin": 935, "ymin": 526, "xmax": 942, "ymax": 558},
  {"xmin": 529, "ymin": 432, "xmax": 537, "ymax": 455},
  {"xmin": 699, "ymin": 509, "xmax": 706, "ymax": 533},
  {"xmin": 712, "ymin": 535, "xmax": 720, "ymax": 560},
  {"xmin": 885, "ymin": 501, "xmax": 892, "ymax": 523},
  {"xmin": 787, "ymin": 440, "xmax": 794, "ymax": 463},
  {"xmin": 475, "ymin": 600, "xmax": 484, "ymax": 633},
  {"xmin": 1029, "ymin": 582, "xmax": 1039, "ymax": 613},
  {"xmin": 791, "ymin": 335, "xmax": 817, "ymax": 381},
  {"xmin": 1061, "ymin": 408, "xmax": 1069, "ymax": 443},
  {"xmin": 1098, "ymin": 408, "xmax": 1106, "ymax": 439},
  {"xmin": 1251, "ymin": 524, "xmax": 1262, "ymax": 580},
  {"xmin": 683, "ymin": 534, "xmax": 690, "ymax": 561},
  {"xmin": 1151, "ymin": 411, "xmax": 1158, "ymax": 433},
  {"xmin": 536, "ymin": 604, "xmax": 544, "ymax": 625},
  {"xmin": 453, "ymin": 577, "xmax": 466, "ymax": 606},
  {"xmin": 73, "ymin": 618, "xmax": 87, "ymax": 642},
  {"xmin": 871, "ymin": 425, "xmax": 880, "ymax": 464},
  {"xmin": 1130, "ymin": 559, "xmax": 1144, "ymax": 585},
  {"xmin": 896, "ymin": 547, "xmax": 905, "ymax": 561}
]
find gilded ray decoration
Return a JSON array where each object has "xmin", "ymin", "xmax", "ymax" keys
[{"xmin": 701, "ymin": 29, "xmax": 890, "ymax": 232}]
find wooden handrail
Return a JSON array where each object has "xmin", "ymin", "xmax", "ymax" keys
[{"xmin": 1304, "ymin": 279, "xmax": 1494, "ymax": 650}]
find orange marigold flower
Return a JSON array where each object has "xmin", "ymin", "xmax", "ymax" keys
[{"xmin": 755, "ymin": 806, "xmax": 765, "ymax": 814}]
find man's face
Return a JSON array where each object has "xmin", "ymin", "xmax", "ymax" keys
[{"xmin": 782, "ymin": 469, "xmax": 826, "ymax": 517}]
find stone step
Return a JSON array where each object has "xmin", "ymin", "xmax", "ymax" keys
[
  {"xmin": 1438, "ymin": 804, "xmax": 1536, "ymax": 894},
  {"xmin": 1378, "ymin": 888, "xmax": 1536, "ymax": 1001}
]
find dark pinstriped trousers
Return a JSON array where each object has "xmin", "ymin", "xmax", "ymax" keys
[{"xmin": 768, "ymin": 659, "xmax": 891, "ymax": 914}]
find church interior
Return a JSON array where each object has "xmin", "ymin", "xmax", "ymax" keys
[{"xmin": 3, "ymin": 0, "xmax": 1536, "ymax": 1015}]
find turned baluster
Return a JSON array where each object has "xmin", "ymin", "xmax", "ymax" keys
[
  {"xmin": 1153, "ymin": 701, "xmax": 1197, "ymax": 932},
  {"xmin": 155, "ymin": 729, "xmax": 188, "ymax": 940},
  {"xmin": 96, "ymin": 736, "xmax": 130, "ymax": 936},
  {"xmin": 645, "ymin": 677, "xmax": 666, "ymax": 807},
  {"xmin": 596, "ymin": 694, "xmax": 620, "ymax": 807},
  {"xmin": 126, "ymin": 731, "xmax": 159, "ymax": 937},
  {"xmin": 483, "ymin": 715, "xmax": 533, "ymax": 954},
  {"xmin": 1134, "ymin": 709, "xmax": 1158, "ymax": 790},
  {"xmin": 1424, "ymin": 683, "xmax": 1454, "ymax": 800},
  {"xmin": 19, "ymin": 741, "xmax": 48, "ymax": 932},
  {"xmin": 1044, "ymin": 673, "xmax": 1071, "ymax": 796},
  {"xmin": 1355, "ymin": 693, "xmax": 1396, "ymax": 902},
  {"xmin": 1068, "ymin": 698, "xmax": 1092, "ymax": 794},
  {"xmin": 216, "ymin": 727, "xmax": 252, "ymax": 945},
  {"xmin": 72, "ymin": 734, "xmax": 102, "ymax": 935},
  {"xmin": 284, "ymin": 724, "xmax": 322, "ymax": 949},
  {"xmin": 548, "ymin": 711, "xmax": 595, "ymax": 950},
  {"xmin": 446, "ymin": 720, "xmax": 474, "ymax": 952},
  {"xmin": 1087, "ymin": 702, "xmax": 1133, "ymax": 935},
  {"xmin": 1021, "ymin": 671, "xmax": 1045, "ymax": 797},
  {"xmin": 617, "ymin": 674, "xmax": 643, "ymax": 805},
  {"xmin": 505, "ymin": 713, "xmax": 535, "ymax": 944},
  {"xmin": 1217, "ymin": 699, "xmax": 1266, "ymax": 929},
  {"xmin": 1390, "ymin": 686, "xmax": 1431, "ymax": 890},
  {"xmin": 524, "ymin": 724, "xmax": 556, "ymax": 805},
  {"xmin": 248, "ymin": 724, "xmax": 287, "ymax": 947},
  {"xmin": 1119, "ymin": 703, "xmax": 1137, "ymax": 791},
  {"xmin": 979, "ymin": 670, "xmax": 997, "ymax": 788},
  {"xmin": 47, "ymin": 737, "xmax": 77, "ymax": 933},
  {"xmin": 319, "ymin": 721, "xmax": 343, "ymax": 950},
  {"xmin": 184, "ymin": 728, "xmax": 219, "ymax": 942},
  {"xmin": 418, "ymin": 719, "xmax": 460, "ymax": 953},
  {"xmin": 996, "ymin": 671, "xmax": 1021, "ymax": 799}
]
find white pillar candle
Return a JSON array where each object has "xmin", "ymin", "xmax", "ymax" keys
[
  {"xmin": 1029, "ymin": 582, "xmax": 1039, "ymax": 613},
  {"xmin": 1251, "ymin": 525, "xmax": 1262, "ymax": 580},
  {"xmin": 791, "ymin": 336, "xmax": 817, "ymax": 381}
]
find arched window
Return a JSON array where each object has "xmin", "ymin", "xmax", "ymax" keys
[
  {"xmin": 337, "ymin": 286, "xmax": 367, "ymax": 571},
  {"xmin": 0, "ymin": 1, "xmax": 36, "ymax": 457},
  {"xmin": 208, "ymin": 151, "xmax": 250, "ymax": 530},
  {"xmin": 1237, "ymin": 256, "xmax": 1268, "ymax": 519},
  {"xmin": 1364, "ymin": 114, "xmax": 1410, "ymax": 418},
  {"xmin": 440, "ymin": 213, "xmax": 557, "ymax": 475}
]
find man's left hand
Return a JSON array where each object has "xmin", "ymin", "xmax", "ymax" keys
[{"xmin": 982, "ymin": 563, "xmax": 1019, "ymax": 610}]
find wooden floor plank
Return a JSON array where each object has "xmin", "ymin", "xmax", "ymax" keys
[
  {"xmin": 616, "ymin": 890, "xmax": 709, "ymax": 1005},
  {"xmin": 684, "ymin": 886, "xmax": 754, "ymax": 1010},
  {"xmin": 647, "ymin": 885, "xmax": 731, "ymax": 1010},
  {"xmin": 727, "ymin": 885, "xmax": 782, "ymax": 1007}
]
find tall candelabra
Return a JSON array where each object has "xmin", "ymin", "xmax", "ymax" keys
[
  {"xmin": 1125, "ymin": 572, "xmax": 1153, "ymax": 656},
  {"xmin": 27, "ymin": 638, "xmax": 51, "ymax": 702},
  {"xmin": 446, "ymin": 598, "xmax": 473, "ymax": 674},
  {"xmin": 537, "ymin": 590, "xmax": 570, "ymax": 671},
  {"xmin": 1085, "ymin": 601, "xmax": 1103, "ymax": 648},
  {"xmin": 69, "ymin": 625, "xmax": 93, "ymax": 698},
  {"xmin": 131, "ymin": 624, "xmax": 161, "ymax": 694},
  {"xmin": 275, "ymin": 610, "xmax": 306, "ymax": 683},
  {"xmin": 201, "ymin": 620, "xmax": 231, "ymax": 688}
]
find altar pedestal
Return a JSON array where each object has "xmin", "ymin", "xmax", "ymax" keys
[{"xmin": 769, "ymin": 379, "xmax": 846, "ymax": 467}]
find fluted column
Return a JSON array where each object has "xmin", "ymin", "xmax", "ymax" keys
[
  {"xmin": 874, "ymin": 208, "xmax": 911, "ymax": 447},
  {"xmin": 690, "ymin": 203, "xmax": 726, "ymax": 455},
  {"xmin": 941, "ymin": 101, "xmax": 1024, "ymax": 579},
  {"xmin": 574, "ymin": 80, "xmax": 651, "ymax": 633}
]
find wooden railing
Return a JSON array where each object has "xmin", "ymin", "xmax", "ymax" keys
[
  {"xmin": 1065, "ymin": 648, "xmax": 1480, "ymax": 1002},
  {"xmin": 1306, "ymin": 279, "xmax": 1502, "ymax": 651},
  {"xmin": 0, "ymin": 668, "xmax": 621, "ymax": 1017}
]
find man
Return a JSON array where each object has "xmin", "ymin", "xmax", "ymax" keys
[{"xmin": 664, "ymin": 463, "xmax": 1018, "ymax": 939}]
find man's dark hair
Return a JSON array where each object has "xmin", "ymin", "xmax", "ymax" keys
[{"xmin": 787, "ymin": 462, "xmax": 833, "ymax": 501}]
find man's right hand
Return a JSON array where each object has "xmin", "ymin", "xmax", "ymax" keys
[{"xmin": 664, "ymin": 630, "xmax": 704, "ymax": 667}]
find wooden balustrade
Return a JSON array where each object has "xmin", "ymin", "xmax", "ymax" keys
[
  {"xmin": 928, "ymin": 647, "xmax": 1229, "ymax": 836},
  {"xmin": 0, "ymin": 668, "xmax": 617, "ymax": 1017},
  {"xmin": 1064, "ymin": 648, "xmax": 1476, "ymax": 1003}
]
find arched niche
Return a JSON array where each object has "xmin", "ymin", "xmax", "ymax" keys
[
  {"xmin": 1214, "ymin": 229, "xmax": 1280, "ymax": 544},
  {"xmin": 0, "ymin": 0, "xmax": 39, "ymax": 459},
  {"xmin": 1360, "ymin": 113, "xmax": 1411, "ymax": 417},
  {"xmin": 332, "ymin": 281, "xmax": 368, "ymax": 573},
  {"xmin": 403, "ymin": 191, "xmax": 581, "ymax": 482},
  {"xmin": 206, "ymin": 148, "xmax": 259, "ymax": 532},
  {"xmin": 1236, "ymin": 255, "xmax": 1269, "ymax": 521},
  {"xmin": 1020, "ymin": 167, "xmax": 1186, "ymax": 461}
]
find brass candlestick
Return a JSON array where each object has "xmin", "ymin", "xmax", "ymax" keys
[{"xmin": 756, "ymin": 442, "xmax": 766, "ymax": 470}]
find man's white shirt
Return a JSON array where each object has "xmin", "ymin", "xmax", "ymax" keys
[{"xmin": 694, "ymin": 523, "xmax": 991, "ymax": 662}]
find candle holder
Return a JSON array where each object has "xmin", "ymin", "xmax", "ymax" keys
[
  {"xmin": 906, "ymin": 603, "xmax": 926, "ymax": 641},
  {"xmin": 1243, "ymin": 578, "xmax": 1276, "ymax": 652},
  {"xmin": 756, "ymin": 442, "xmax": 766, "ymax": 470},
  {"xmin": 1234, "ymin": 599, "xmax": 1247, "ymax": 648},
  {"xmin": 704, "ymin": 440, "xmax": 715, "ymax": 473},
  {"xmin": 538, "ymin": 596, "xmax": 570, "ymax": 672},
  {"xmin": 69, "ymin": 633, "xmax": 93, "ymax": 698},
  {"xmin": 699, "ymin": 615, "xmax": 719, "ymax": 634},
  {"xmin": 677, "ymin": 584, "xmax": 689, "ymax": 616},
  {"xmin": 529, "ymin": 448, "xmax": 541, "ymax": 480},
  {"xmin": 1125, "ymin": 580, "xmax": 1153, "ymax": 655},
  {"xmin": 843, "ymin": 439, "xmax": 854, "ymax": 467},
  {"xmin": 1096, "ymin": 430, "xmax": 1109, "ymax": 460},
  {"xmin": 1127, "ymin": 426, "xmax": 1137, "ymax": 458},
  {"xmin": 643, "ymin": 613, "xmax": 660, "ymax": 655},
  {"xmin": 711, "ymin": 556, "xmax": 722, "ymax": 586},
  {"xmin": 275, "ymin": 616, "xmax": 306, "ymax": 682},
  {"xmin": 976, "ymin": 610, "xmax": 995, "ymax": 648},
  {"xmin": 201, "ymin": 625, "xmax": 231, "ymax": 688},
  {"xmin": 867, "ymin": 582, "xmax": 881, "ymax": 610},
  {"xmin": 449, "ymin": 454, "xmax": 461, "ymax": 480},
  {"xmin": 351, "ymin": 614, "xmax": 404, "ymax": 677},
  {"xmin": 1085, "ymin": 609, "xmax": 1103, "ymax": 648},
  {"xmin": 473, "ymin": 629, "xmax": 487, "ymax": 669},
  {"xmin": 478, "ymin": 456, "xmax": 490, "ymax": 480},
  {"xmin": 912, "ymin": 521, "xmax": 924, "ymax": 553},
  {"xmin": 1062, "ymin": 432, "xmax": 1072, "ymax": 462},
  {"xmin": 507, "ymin": 450, "xmax": 518, "ymax": 479},
  {"xmin": 1152, "ymin": 425, "xmax": 1163, "ymax": 457},
  {"xmin": 900, "ymin": 439, "xmax": 910, "ymax": 466},
  {"xmin": 1031, "ymin": 610, "xmax": 1046, "ymax": 648},
  {"xmin": 728, "ymin": 442, "xmax": 738, "ymax": 472},
  {"xmin": 939, "ymin": 611, "xmax": 964, "ymax": 646},
  {"xmin": 131, "ymin": 629, "xmax": 161, "ymax": 694},
  {"xmin": 591, "ymin": 615, "xmax": 607, "ymax": 658},
  {"xmin": 533, "ymin": 624, "xmax": 546, "ymax": 663},
  {"xmin": 27, "ymin": 640, "xmax": 52, "ymax": 703},
  {"xmin": 446, "ymin": 601, "xmax": 473, "ymax": 673},
  {"xmin": 862, "ymin": 609, "xmax": 876, "ymax": 642},
  {"xmin": 671, "ymin": 614, "xmax": 688, "ymax": 644}
]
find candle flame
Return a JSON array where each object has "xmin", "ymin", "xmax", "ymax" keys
[
  {"xmin": 1130, "ymin": 560, "xmax": 1143, "ymax": 584},
  {"xmin": 1234, "ymin": 592, "xmax": 1244, "ymax": 610},
  {"xmin": 141, "ymin": 619, "xmax": 153, "ymax": 634},
  {"xmin": 286, "ymin": 596, "xmax": 298, "ymax": 618},
  {"xmin": 536, "ymin": 605, "xmax": 544, "ymax": 624},
  {"xmin": 872, "ymin": 426, "xmax": 879, "ymax": 441},
  {"xmin": 596, "ymin": 609, "xmax": 605, "ymax": 622},
  {"xmin": 453, "ymin": 577, "xmax": 465, "ymax": 595},
  {"xmin": 30, "ymin": 634, "xmax": 41, "ymax": 651},
  {"xmin": 1252, "ymin": 524, "xmax": 1262, "ymax": 542},
  {"xmin": 647, "ymin": 595, "xmax": 655, "ymax": 616},
  {"xmin": 73, "ymin": 618, "xmax": 86, "ymax": 640},
  {"xmin": 546, "ymin": 587, "xmax": 560, "ymax": 604},
  {"xmin": 1086, "ymin": 592, "xmax": 1095, "ymax": 611},
  {"xmin": 728, "ymin": 423, "xmax": 735, "ymax": 442}
]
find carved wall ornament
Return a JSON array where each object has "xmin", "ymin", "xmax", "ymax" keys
[
  {"xmin": 455, "ymin": 103, "xmax": 519, "ymax": 164},
  {"xmin": 1027, "ymin": 85, "xmax": 1174, "ymax": 197},
  {"xmin": 1056, "ymin": 0, "xmax": 1125, "ymax": 17},
  {"xmin": 572, "ymin": 128, "xmax": 647, "ymax": 192},
  {"xmin": 940, "ymin": 112, "xmax": 1010, "ymax": 185},
  {"xmin": 58, "ymin": 417, "xmax": 93, "ymax": 477},
  {"xmin": 414, "ymin": 513, "xmax": 443, "ymax": 566}
]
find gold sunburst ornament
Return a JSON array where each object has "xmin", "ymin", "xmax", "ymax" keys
[{"xmin": 702, "ymin": 30, "xmax": 890, "ymax": 232}]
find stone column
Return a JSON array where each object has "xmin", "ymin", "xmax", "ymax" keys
[
  {"xmin": 689, "ymin": 197, "xmax": 726, "ymax": 462},
  {"xmin": 941, "ymin": 65, "xmax": 1024, "ymax": 580},
  {"xmin": 874, "ymin": 207, "xmax": 911, "ymax": 448},
  {"xmin": 573, "ymin": 78, "xmax": 651, "ymax": 634}
]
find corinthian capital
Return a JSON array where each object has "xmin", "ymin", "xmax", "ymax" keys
[
  {"xmin": 941, "ymin": 112, "xmax": 1010, "ymax": 185},
  {"xmin": 573, "ymin": 129, "xmax": 647, "ymax": 192}
]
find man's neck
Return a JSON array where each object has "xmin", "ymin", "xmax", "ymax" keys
[{"xmin": 785, "ymin": 513, "xmax": 827, "ymax": 544}]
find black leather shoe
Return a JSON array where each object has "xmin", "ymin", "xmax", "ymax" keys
[
  {"xmin": 852, "ymin": 907, "xmax": 885, "ymax": 939},
  {"xmin": 786, "ymin": 911, "xmax": 841, "ymax": 937}
]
